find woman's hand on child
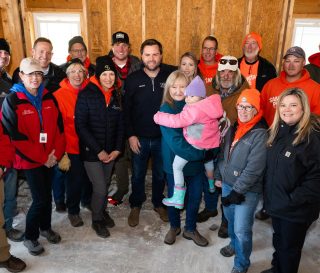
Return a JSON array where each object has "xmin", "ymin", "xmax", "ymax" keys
[{"xmin": 215, "ymin": 180, "xmax": 222, "ymax": 187}]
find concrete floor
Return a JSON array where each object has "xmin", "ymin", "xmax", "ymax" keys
[{"xmin": 6, "ymin": 178, "xmax": 320, "ymax": 273}]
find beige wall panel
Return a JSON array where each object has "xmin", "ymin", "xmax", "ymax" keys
[
  {"xmin": 294, "ymin": 0, "xmax": 320, "ymax": 14},
  {"xmin": 179, "ymin": 0, "xmax": 212, "ymax": 61},
  {"xmin": 0, "ymin": 12, "xmax": 3, "ymax": 37},
  {"xmin": 214, "ymin": 0, "xmax": 247, "ymax": 58},
  {"xmin": 25, "ymin": 0, "xmax": 82, "ymax": 10},
  {"xmin": 145, "ymin": 0, "xmax": 177, "ymax": 64},
  {"xmin": 86, "ymin": 0, "xmax": 109, "ymax": 63},
  {"xmin": 250, "ymin": 0, "xmax": 285, "ymax": 65},
  {"xmin": 110, "ymin": 0, "xmax": 142, "ymax": 57}
]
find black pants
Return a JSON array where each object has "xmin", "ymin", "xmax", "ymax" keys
[
  {"xmin": 271, "ymin": 216, "xmax": 312, "ymax": 273},
  {"xmin": 24, "ymin": 166, "xmax": 53, "ymax": 240}
]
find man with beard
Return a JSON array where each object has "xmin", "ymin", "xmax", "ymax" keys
[
  {"xmin": 261, "ymin": 46, "xmax": 320, "ymax": 127},
  {"xmin": 12, "ymin": 37, "xmax": 66, "ymax": 92},
  {"xmin": 124, "ymin": 39, "xmax": 175, "ymax": 227},
  {"xmin": 197, "ymin": 56, "xmax": 249, "ymax": 238},
  {"xmin": 238, "ymin": 32, "xmax": 277, "ymax": 91}
]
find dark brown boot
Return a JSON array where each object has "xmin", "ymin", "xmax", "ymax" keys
[
  {"xmin": 128, "ymin": 207, "xmax": 141, "ymax": 227},
  {"xmin": 218, "ymin": 220, "xmax": 229, "ymax": 238},
  {"xmin": 0, "ymin": 255, "xmax": 26, "ymax": 272},
  {"xmin": 164, "ymin": 227, "xmax": 181, "ymax": 245}
]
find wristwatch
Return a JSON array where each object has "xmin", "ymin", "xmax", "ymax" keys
[{"xmin": 0, "ymin": 165, "xmax": 7, "ymax": 173}]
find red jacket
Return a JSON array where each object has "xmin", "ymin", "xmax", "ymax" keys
[
  {"xmin": 0, "ymin": 123, "xmax": 14, "ymax": 167},
  {"xmin": 54, "ymin": 78, "xmax": 88, "ymax": 154},
  {"xmin": 261, "ymin": 69, "xmax": 320, "ymax": 126},
  {"xmin": 1, "ymin": 88, "xmax": 65, "ymax": 169}
]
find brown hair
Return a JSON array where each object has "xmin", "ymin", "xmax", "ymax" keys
[
  {"xmin": 33, "ymin": 37, "xmax": 53, "ymax": 49},
  {"xmin": 179, "ymin": 52, "xmax": 198, "ymax": 80}
]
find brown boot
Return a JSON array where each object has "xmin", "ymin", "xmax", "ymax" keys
[
  {"xmin": 164, "ymin": 227, "xmax": 181, "ymax": 245},
  {"xmin": 0, "ymin": 255, "xmax": 26, "ymax": 272},
  {"xmin": 154, "ymin": 207, "xmax": 169, "ymax": 222},
  {"xmin": 218, "ymin": 220, "xmax": 229, "ymax": 238},
  {"xmin": 128, "ymin": 207, "xmax": 141, "ymax": 227},
  {"xmin": 183, "ymin": 229, "xmax": 209, "ymax": 247}
]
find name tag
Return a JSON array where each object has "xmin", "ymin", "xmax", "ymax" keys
[{"xmin": 39, "ymin": 133, "xmax": 47, "ymax": 143}]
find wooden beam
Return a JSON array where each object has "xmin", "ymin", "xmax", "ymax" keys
[{"xmin": 175, "ymin": 0, "xmax": 181, "ymax": 64}]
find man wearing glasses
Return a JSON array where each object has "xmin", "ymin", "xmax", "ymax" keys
[
  {"xmin": 238, "ymin": 32, "xmax": 277, "ymax": 92},
  {"xmin": 197, "ymin": 56, "xmax": 250, "ymax": 238},
  {"xmin": 60, "ymin": 36, "xmax": 95, "ymax": 77},
  {"xmin": 12, "ymin": 37, "xmax": 66, "ymax": 93},
  {"xmin": 198, "ymin": 35, "xmax": 223, "ymax": 95}
]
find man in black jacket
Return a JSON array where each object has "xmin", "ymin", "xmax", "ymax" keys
[
  {"xmin": 12, "ymin": 37, "xmax": 66, "ymax": 93},
  {"xmin": 124, "ymin": 39, "xmax": 175, "ymax": 227},
  {"xmin": 238, "ymin": 32, "xmax": 277, "ymax": 92}
]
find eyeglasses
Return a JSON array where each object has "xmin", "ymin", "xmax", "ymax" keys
[
  {"xmin": 24, "ymin": 72, "xmax": 43, "ymax": 78},
  {"xmin": 202, "ymin": 47, "xmax": 216, "ymax": 52},
  {"xmin": 219, "ymin": 59, "xmax": 238, "ymax": 65},
  {"xmin": 236, "ymin": 105, "xmax": 255, "ymax": 112},
  {"xmin": 71, "ymin": 49, "xmax": 86, "ymax": 54}
]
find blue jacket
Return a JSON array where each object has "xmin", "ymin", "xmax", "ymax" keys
[
  {"xmin": 215, "ymin": 120, "xmax": 267, "ymax": 194},
  {"xmin": 159, "ymin": 101, "xmax": 205, "ymax": 176}
]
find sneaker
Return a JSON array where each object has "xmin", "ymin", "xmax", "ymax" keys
[
  {"xmin": 102, "ymin": 211, "xmax": 115, "ymax": 228},
  {"xmin": 220, "ymin": 244, "xmax": 235, "ymax": 257},
  {"xmin": 107, "ymin": 196, "xmax": 122, "ymax": 206},
  {"xmin": 0, "ymin": 255, "xmax": 26, "ymax": 272},
  {"xmin": 164, "ymin": 227, "xmax": 181, "ymax": 245},
  {"xmin": 55, "ymin": 202, "xmax": 66, "ymax": 213},
  {"xmin": 231, "ymin": 267, "xmax": 247, "ymax": 273},
  {"xmin": 218, "ymin": 220, "xmax": 229, "ymax": 238},
  {"xmin": 183, "ymin": 229, "xmax": 209, "ymax": 247},
  {"xmin": 197, "ymin": 208, "xmax": 218, "ymax": 223},
  {"xmin": 23, "ymin": 240, "xmax": 44, "ymax": 256},
  {"xmin": 40, "ymin": 229, "xmax": 61, "ymax": 244},
  {"xmin": 6, "ymin": 228, "xmax": 24, "ymax": 242},
  {"xmin": 92, "ymin": 221, "xmax": 110, "ymax": 238},
  {"xmin": 255, "ymin": 208, "xmax": 270, "ymax": 220},
  {"xmin": 128, "ymin": 207, "xmax": 140, "ymax": 227},
  {"xmin": 68, "ymin": 214, "xmax": 84, "ymax": 227},
  {"xmin": 154, "ymin": 207, "xmax": 169, "ymax": 222},
  {"xmin": 260, "ymin": 268, "xmax": 274, "ymax": 273}
]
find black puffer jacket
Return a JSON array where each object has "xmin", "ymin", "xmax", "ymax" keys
[
  {"xmin": 12, "ymin": 63, "xmax": 66, "ymax": 93},
  {"xmin": 75, "ymin": 81, "xmax": 125, "ymax": 162},
  {"xmin": 264, "ymin": 122, "xmax": 320, "ymax": 223}
]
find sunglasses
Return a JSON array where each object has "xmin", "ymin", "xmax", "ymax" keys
[{"xmin": 219, "ymin": 59, "xmax": 238, "ymax": 65}]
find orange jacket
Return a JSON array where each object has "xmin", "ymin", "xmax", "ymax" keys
[
  {"xmin": 198, "ymin": 53, "xmax": 223, "ymax": 86},
  {"xmin": 54, "ymin": 78, "xmax": 89, "ymax": 154},
  {"xmin": 261, "ymin": 69, "xmax": 320, "ymax": 126}
]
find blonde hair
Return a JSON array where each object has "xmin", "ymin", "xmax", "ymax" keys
[
  {"xmin": 66, "ymin": 62, "xmax": 87, "ymax": 76},
  {"xmin": 179, "ymin": 52, "xmax": 198, "ymax": 80},
  {"xmin": 162, "ymin": 70, "xmax": 189, "ymax": 108},
  {"xmin": 267, "ymin": 88, "xmax": 320, "ymax": 146},
  {"xmin": 215, "ymin": 68, "xmax": 242, "ymax": 90}
]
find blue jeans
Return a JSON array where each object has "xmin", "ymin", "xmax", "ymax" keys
[
  {"xmin": 222, "ymin": 183, "xmax": 260, "ymax": 272},
  {"xmin": 166, "ymin": 172, "xmax": 205, "ymax": 231},
  {"xmin": 24, "ymin": 166, "xmax": 53, "ymax": 240},
  {"xmin": 52, "ymin": 165, "xmax": 67, "ymax": 205},
  {"xmin": 3, "ymin": 168, "xmax": 18, "ymax": 231},
  {"xmin": 203, "ymin": 179, "xmax": 219, "ymax": 211},
  {"xmin": 129, "ymin": 137, "xmax": 165, "ymax": 208}
]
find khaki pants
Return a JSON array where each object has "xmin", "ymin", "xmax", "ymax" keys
[{"xmin": 0, "ymin": 178, "xmax": 10, "ymax": 262}]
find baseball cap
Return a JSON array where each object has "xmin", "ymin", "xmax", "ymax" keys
[
  {"xmin": 112, "ymin": 31, "xmax": 129, "ymax": 45},
  {"xmin": 283, "ymin": 46, "xmax": 306, "ymax": 59},
  {"xmin": 20, "ymin": 57, "xmax": 44, "ymax": 74},
  {"xmin": 218, "ymin": 56, "xmax": 238, "ymax": 71}
]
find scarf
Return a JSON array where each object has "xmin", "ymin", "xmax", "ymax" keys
[
  {"xmin": 113, "ymin": 57, "xmax": 131, "ymax": 80},
  {"xmin": 10, "ymin": 82, "xmax": 45, "ymax": 125}
]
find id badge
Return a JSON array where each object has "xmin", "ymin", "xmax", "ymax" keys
[{"xmin": 39, "ymin": 132, "xmax": 47, "ymax": 143}]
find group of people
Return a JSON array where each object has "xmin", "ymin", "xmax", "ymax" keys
[{"xmin": 0, "ymin": 30, "xmax": 318, "ymax": 273}]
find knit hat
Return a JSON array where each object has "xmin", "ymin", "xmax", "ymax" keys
[
  {"xmin": 0, "ymin": 38, "xmax": 10, "ymax": 54},
  {"xmin": 237, "ymin": 89, "xmax": 261, "ymax": 112},
  {"xmin": 242, "ymin": 32, "xmax": 262, "ymax": 50},
  {"xmin": 283, "ymin": 46, "xmax": 305, "ymax": 59},
  {"xmin": 218, "ymin": 56, "xmax": 238, "ymax": 71},
  {"xmin": 95, "ymin": 55, "xmax": 117, "ymax": 78},
  {"xmin": 65, "ymin": 58, "xmax": 84, "ymax": 69},
  {"xmin": 20, "ymin": 57, "xmax": 44, "ymax": 74},
  {"xmin": 68, "ymin": 36, "xmax": 87, "ymax": 52},
  {"xmin": 184, "ymin": 76, "xmax": 206, "ymax": 98},
  {"xmin": 112, "ymin": 31, "xmax": 129, "ymax": 45}
]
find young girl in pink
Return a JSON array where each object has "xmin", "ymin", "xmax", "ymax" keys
[{"xmin": 154, "ymin": 75, "xmax": 223, "ymax": 208}]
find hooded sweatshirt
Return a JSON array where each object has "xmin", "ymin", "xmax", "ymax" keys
[
  {"xmin": 198, "ymin": 53, "xmax": 223, "ymax": 86},
  {"xmin": 261, "ymin": 69, "xmax": 320, "ymax": 126},
  {"xmin": 154, "ymin": 94, "xmax": 223, "ymax": 149},
  {"xmin": 305, "ymin": 52, "xmax": 320, "ymax": 84}
]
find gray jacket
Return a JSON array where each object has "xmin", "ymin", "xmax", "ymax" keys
[{"xmin": 215, "ymin": 120, "xmax": 267, "ymax": 194}]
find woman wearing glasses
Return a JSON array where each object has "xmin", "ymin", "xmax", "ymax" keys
[
  {"xmin": 1, "ymin": 57, "xmax": 65, "ymax": 256},
  {"xmin": 53, "ymin": 58, "xmax": 90, "ymax": 228},
  {"xmin": 214, "ymin": 89, "xmax": 267, "ymax": 273}
]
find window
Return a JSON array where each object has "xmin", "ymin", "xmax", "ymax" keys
[
  {"xmin": 33, "ymin": 13, "xmax": 81, "ymax": 65},
  {"xmin": 292, "ymin": 19, "xmax": 320, "ymax": 63}
]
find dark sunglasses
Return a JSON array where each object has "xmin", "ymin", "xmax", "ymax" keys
[{"xmin": 219, "ymin": 59, "xmax": 238, "ymax": 65}]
